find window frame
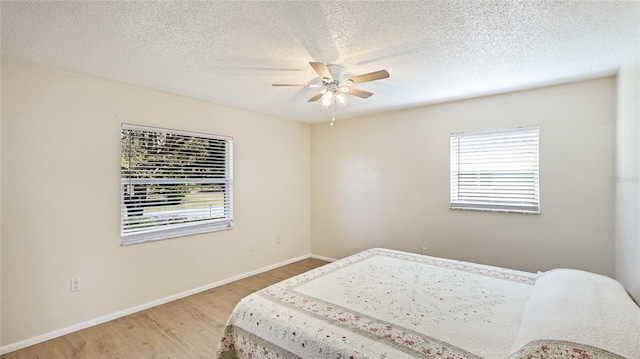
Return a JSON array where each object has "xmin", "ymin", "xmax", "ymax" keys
[
  {"xmin": 450, "ymin": 126, "xmax": 540, "ymax": 214},
  {"xmin": 120, "ymin": 123, "xmax": 233, "ymax": 245}
]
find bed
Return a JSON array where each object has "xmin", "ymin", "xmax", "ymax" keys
[{"xmin": 215, "ymin": 248, "xmax": 640, "ymax": 359}]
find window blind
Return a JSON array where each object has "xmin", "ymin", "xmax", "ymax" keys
[
  {"xmin": 450, "ymin": 126, "xmax": 539, "ymax": 213},
  {"xmin": 121, "ymin": 124, "xmax": 233, "ymax": 244}
]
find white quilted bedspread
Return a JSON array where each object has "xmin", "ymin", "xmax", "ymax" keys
[
  {"xmin": 217, "ymin": 248, "xmax": 536, "ymax": 359},
  {"xmin": 216, "ymin": 248, "xmax": 640, "ymax": 359}
]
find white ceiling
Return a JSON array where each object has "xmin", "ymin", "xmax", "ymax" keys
[{"xmin": 1, "ymin": 1, "xmax": 639, "ymax": 124}]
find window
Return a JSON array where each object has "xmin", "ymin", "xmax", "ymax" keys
[
  {"xmin": 121, "ymin": 124, "xmax": 233, "ymax": 245},
  {"xmin": 450, "ymin": 126, "xmax": 539, "ymax": 214}
]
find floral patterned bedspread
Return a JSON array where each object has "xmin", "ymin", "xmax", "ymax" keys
[{"xmin": 215, "ymin": 248, "xmax": 638, "ymax": 359}]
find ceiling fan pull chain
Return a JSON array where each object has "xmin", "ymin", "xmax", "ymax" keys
[{"xmin": 330, "ymin": 104, "xmax": 336, "ymax": 126}]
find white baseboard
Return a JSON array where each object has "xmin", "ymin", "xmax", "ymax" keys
[
  {"xmin": 310, "ymin": 253, "xmax": 337, "ymax": 262},
  {"xmin": 0, "ymin": 254, "xmax": 311, "ymax": 355}
]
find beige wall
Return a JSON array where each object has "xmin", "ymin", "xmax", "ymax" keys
[
  {"xmin": 0, "ymin": 61, "xmax": 311, "ymax": 346},
  {"xmin": 616, "ymin": 29, "xmax": 640, "ymax": 303},
  {"xmin": 311, "ymin": 77, "xmax": 616, "ymax": 276}
]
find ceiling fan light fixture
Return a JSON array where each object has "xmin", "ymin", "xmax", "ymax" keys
[
  {"xmin": 321, "ymin": 90, "xmax": 335, "ymax": 108},
  {"xmin": 335, "ymin": 91, "xmax": 348, "ymax": 107}
]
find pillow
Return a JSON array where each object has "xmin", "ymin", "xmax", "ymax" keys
[{"xmin": 508, "ymin": 269, "xmax": 640, "ymax": 359}]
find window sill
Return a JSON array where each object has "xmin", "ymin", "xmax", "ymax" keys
[
  {"xmin": 121, "ymin": 220, "xmax": 233, "ymax": 246},
  {"xmin": 450, "ymin": 206, "xmax": 540, "ymax": 215}
]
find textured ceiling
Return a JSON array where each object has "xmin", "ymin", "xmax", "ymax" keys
[{"xmin": 1, "ymin": 1, "xmax": 639, "ymax": 124}]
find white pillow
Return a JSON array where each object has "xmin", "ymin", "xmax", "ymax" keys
[{"xmin": 508, "ymin": 269, "xmax": 640, "ymax": 359}]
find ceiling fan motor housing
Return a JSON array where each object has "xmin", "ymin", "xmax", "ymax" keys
[{"xmin": 326, "ymin": 64, "xmax": 344, "ymax": 83}]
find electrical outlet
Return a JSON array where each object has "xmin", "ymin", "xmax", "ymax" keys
[
  {"xmin": 421, "ymin": 247, "xmax": 428, "ymax": 255},
  {"xmin": 70, "ymin": 278, "xmax": 81, "ymax": 292},
  {"xmin": 250, "ymin": 241, "xmax": 256, "ymax": 251},
  {"xmin": 277, "ymin": 235, "xmax": 282, "ymax": 244}
]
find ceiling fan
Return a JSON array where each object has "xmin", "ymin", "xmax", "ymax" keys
[{"xmin": 272, "ymin": 62, "xmax": 390, "ymax": 109}]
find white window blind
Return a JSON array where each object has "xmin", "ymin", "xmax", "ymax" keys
[
  {"xmin": 450, "ymin": 126, "xmax": 539, "ymax": 213},
  {"xmin": 121, "ymin": 124, "xmax": 233, "ymax": 244}
]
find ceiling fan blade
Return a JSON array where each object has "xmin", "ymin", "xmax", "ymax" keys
[
  {"xmin": 345, "ymin": 87, "xmax": 373, "ymax": 99},
  {"xmin": 272, "ymin": 83, "xmax": 321, "ymax": 87},
  {"xmin": 345, "ymin": 70, "xmax": 389, "ymax": 84},
  {"xmin": 307, "ymin": 91, "xmax": 324, "ymax": 102},
  {"xmin": 310, "ymin": 62, "xmax": 333, "ymax": 81}
]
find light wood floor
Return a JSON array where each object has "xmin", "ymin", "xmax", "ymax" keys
[{"xmin": 2, "ymin": 258, "xmax": 328, "ymax": 359}]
